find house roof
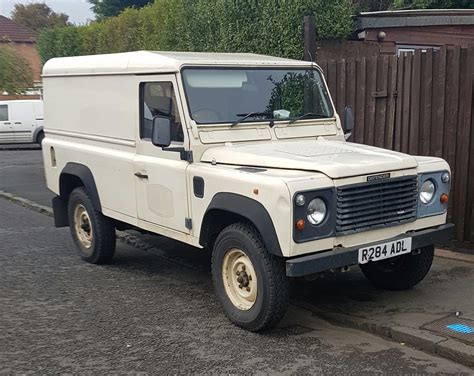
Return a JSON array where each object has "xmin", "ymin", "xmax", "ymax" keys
[
  {"xmin": 356, "ymin": 9, "xmax": 474, "ymax": 30},
  {"xmin": 43, "ymin": 51, "xmax": 315, "ymax": 77},
  {"xmin": 0, "ymin": 15, "xmax": 37, "ymax": 43}
]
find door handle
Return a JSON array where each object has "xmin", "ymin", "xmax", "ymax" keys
[
  {"xmin": 14, "ymin": 122, "xmax": 22, "ymax": 124},
  {"xmin": 134, "ymin": 172, "xmax": 149, "ymax": 179},
  {"xmin": 4, "ymin": 122, "xmax": 11, "ymax": 125}
]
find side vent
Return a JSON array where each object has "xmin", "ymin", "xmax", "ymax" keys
[
  {"xmin": 50, "ymin": 146, "xmax": 57, "ymax": 167},
  {"xmin": 193, "ymin": 176, "xmax": 205, "ymax": 198}
]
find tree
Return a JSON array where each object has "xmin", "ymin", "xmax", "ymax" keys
[
  {"xmin": 354, "ymin": 0, "xmax": 393, "ymax": 12},
  {"xmin": 0, "ymin": 46, "xmax": 33, "ymax": 95},
  {"xmin": 88, "ymin": 0, "xmax": 153, "ymax": 19},
  {"xmin": 11, "ymin": 3, "xmax": 69, "ymax": 32}
]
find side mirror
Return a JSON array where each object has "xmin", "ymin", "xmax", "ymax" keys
[
  {"xmin": 151, "ymin": 116, "xmax": 171, "ymax": 147},
  {"xmin": 344, "ymin": 106, "xmax": 354, "ymax": 140}
]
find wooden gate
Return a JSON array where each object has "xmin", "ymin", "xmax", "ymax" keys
[{"xmin": 317, "ymin": 46, "xmax": 474, "ymax": 248}]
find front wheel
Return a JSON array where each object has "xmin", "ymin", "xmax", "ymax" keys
[
  {"xmin": 211, "ymin": 223, "xmax": 289, "ymax": 332},
  {"xmin": 360, "ymin": 245, "xmax": 434, "ymax": 290}
]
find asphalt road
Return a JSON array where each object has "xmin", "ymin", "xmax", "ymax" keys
[
  {"xmin": 0, "ymin": 148, "xmax": 53, "ymax": 207},
  {"xmin": 0, "ymin": 147, "xmax": 473, "ymax": 374},
  {"xmin": 2, "ymin": 199, "xmax": 472, "ymax": 374}
]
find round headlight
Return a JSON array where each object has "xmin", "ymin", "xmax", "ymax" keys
[
  {"xmin": 420, "ymin": 179, "xmax": 436, "ymax": 204},
  {"xmin": 441, "ymin": 172, "xmax": 450, "ymax": 183},
  {"xmin": 307, "ymin": 198, "xmax": 327, "ymax": 225},
  {"xmin": 295, "ymin": 194, "xmax": 305, "ymax": 207}
]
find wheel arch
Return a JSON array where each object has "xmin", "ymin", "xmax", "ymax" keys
[
  {"xmin": 199, "ymin": 193, "xmax": 283, "ymax": 256},
  {"xmin": 53, "ymin": 163, "xmax": 102, "ymax": 228},
  {"xmin": 32, "ymin": 126, "xmax": 44, "ymax": 143},
  {"xmin": 59, "ymin": 163, "xmax": 102, "ymax": 211}
]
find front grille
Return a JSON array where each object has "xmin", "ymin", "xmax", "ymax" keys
[{"xmin": 336, "ymin": 175, "xmax": 418, "ymax": 235}]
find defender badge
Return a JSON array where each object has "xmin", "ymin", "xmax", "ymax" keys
[{"xmin": 367, "ymin": 173, "xmax": 391, "ymax": 182}]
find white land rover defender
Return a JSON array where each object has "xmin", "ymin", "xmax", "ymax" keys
[{"xmin": 42, "ymin": 51, "xmax": 453, "ymax": 331}]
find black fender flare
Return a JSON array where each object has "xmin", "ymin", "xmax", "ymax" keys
[
  {"xmin": 32, "ymin": 126, "xmax": 44, "ymax": 142},
  {"xmin": 59, "ymin": 162, "xmax": 102, "ymax": 212},
  {"xmin": 200, "ymin": 193, "xmax": 283, "ymax": 256}
]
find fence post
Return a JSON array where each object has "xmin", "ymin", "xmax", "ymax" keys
[{"xmin": 303, "ymin": 14, "xmax": 316, "ymax": 62}]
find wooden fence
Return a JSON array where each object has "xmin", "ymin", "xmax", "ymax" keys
[{"xmin": 317, "ymin": 46, "xmax": 474, "ymax": 248}]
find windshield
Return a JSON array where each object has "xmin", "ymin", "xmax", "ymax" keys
[{"xmin": 181, "ymin": 68, "xmax": 333, "ymax": 125}]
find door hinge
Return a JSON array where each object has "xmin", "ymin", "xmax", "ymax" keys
[
  {"xmin": 185, "ymin": 217, "xmax": 192, "ymax": 230},
  {"xmin": 161, "ymin": 147, "xmax": 193, "ymax": 162},
  {"xmin": 181, "ymin": 150, "xmax": 193, "ymax": 162}
]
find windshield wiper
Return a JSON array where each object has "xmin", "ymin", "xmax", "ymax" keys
[
  {"xmin": 231, "ymin": 112, "xmax": 272, "ymax": 128},
  {"xmin": 288, "ymin": 112, "xmax": 327, "ymax": 124}
]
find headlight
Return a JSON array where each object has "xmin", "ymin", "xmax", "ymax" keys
[
  {"xmin": 307, "ymin": 198, "xmax": 327, "ymax": 225},
  {"xmin": 420, "ymin": 179, "xmax": 436, "ymax": 204}
]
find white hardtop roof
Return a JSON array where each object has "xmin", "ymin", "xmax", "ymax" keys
[
  {"xmin": 0, "ymin": 99, "xmax": 42, "ymax": 104},
  {"xmin": 42, "ymin": 51, "xmax": 315, "ymax": 77}
]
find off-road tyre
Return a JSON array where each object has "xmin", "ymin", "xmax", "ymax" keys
[
  {"xmin": 68, "ymin": 187, "xmax": 116, "ymax": 264},
  {"xmin": 360, "ymin": 245, "xmax": 434, "ymax": 290},
  {"xmin": 211, "ymin": 222, "xmax": 289, "ymax": 332},
  {"xmin": 36, "ymin": 132, "xmax": 45, "ymax": 146}
]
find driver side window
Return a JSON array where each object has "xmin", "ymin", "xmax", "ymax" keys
[{"xmin": 140, "ymin": 82, "xmax": 184, "ymax": 143}]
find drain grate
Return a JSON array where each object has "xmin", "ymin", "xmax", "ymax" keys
[{"xmin": 422, "ymin": 315, "xmax": 474, "ymax": 345}]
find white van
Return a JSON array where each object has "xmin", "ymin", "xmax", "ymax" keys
[
  {"xmin": 42, "ymin": 51, "xmax": 453, "ymax": 331},
  {"xmin": 0, "ymin": 100, "xmax": 44, "ymax": 145}
]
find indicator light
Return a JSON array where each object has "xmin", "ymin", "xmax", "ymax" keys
[
  {"xmin": 440, "ymin": 193, "xmax": 449, "ymax": 204},
  {"xmin": 296, "ymin": 219, "xmax": 305, "ymax": 231}
]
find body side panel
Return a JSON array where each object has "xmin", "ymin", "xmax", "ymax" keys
[{"xmin": 42, "ymin": 135, "xmax": 137, "ymax": 219}]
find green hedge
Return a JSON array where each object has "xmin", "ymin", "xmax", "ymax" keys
[{"xmin": 38, "ymin": 0, "xmax": 353, "ymax": 64}]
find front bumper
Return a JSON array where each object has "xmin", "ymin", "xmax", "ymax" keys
[{"xmin": 286, "ymin": 223, "xmax": 454, "ymax": 277}]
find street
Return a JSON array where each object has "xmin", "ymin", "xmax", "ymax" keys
[{"xmin": 0, "ymin": 148, "xmax": 473, "ymax": 374}]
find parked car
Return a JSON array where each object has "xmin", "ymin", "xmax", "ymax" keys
[
  {"xmin": 42, "ymin": 51, "xmax": 453, "ymax": 331},
  {"xmin": 0, "ymin": 100, "xmax": 44, "ymax": 145}
]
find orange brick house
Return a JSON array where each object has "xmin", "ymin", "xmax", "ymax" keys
[{"xmin": 0, "ymin": 15, "xmax": 42, "ymax": 98}]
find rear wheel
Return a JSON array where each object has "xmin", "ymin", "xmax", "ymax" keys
[
  {"xmin": 68, "ymin": 187, "xmax": 116, "ymax": 264},
  {"xmin": 36, "ymin": 131, "xmax": 45, "ymax": 146},
  {"xmin": 360, "ymin": 245, "xmax": 434, "ymax": 290},
  {"xmin": 211, "ymin": 222, "xmax": 289, "ymax": 332}
]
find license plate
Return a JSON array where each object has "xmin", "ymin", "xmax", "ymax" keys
[{"xmin": 358, "ymin": 237, "xmax": 412, "ymax": 264}]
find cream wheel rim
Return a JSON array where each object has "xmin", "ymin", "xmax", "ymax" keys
[
  {"xmin": 74, "ymin": 204, "xmax": 93, "ymax": 250},
  {"xmin": 222, "ymin": 248, "xmax": 257, "ymax": 310}
]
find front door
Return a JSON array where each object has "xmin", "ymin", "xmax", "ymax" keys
[
  {"xmin": 0, "ymin": 104, "xmax": 15, "ymax": 143},
  {"xmin": 133, "ymin": 76, "xmax": 190, "ymax": 233}
]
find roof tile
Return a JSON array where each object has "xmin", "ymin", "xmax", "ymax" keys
[{"xmin": 0, "ymin": 15, "xmax": 37, "ymax": 43}]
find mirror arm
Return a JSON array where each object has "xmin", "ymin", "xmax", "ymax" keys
[{"xmin": 162, "ymin": 146, "xmax": 193, "ymax": 162}]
